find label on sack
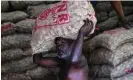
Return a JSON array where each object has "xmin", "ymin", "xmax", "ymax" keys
[{"xmin": 34, "ymin": 1, "xmax": 70, "ymax": 31}]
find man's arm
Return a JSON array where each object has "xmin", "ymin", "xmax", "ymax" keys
[
  {"xmin": 70, "ymin": 19, "xmax": 93, "ymax": 63},
  {"xmin": 110, "ymin": 1, "xmax": 125, "ymax": 22},
  {"xmin": 33, "ymin": 53, "xmax": 62, "ymax": 67},
  {"xmin": 110, "ymin": 1, "xmax": 132, "ymax": 29}
]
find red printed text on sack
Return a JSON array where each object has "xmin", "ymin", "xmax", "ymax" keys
[
  {"xmin": 34, "ymin": 1, "xmax": 70, "ymax": 31},
  {"xmin": 1, "ymin": 23, "xmax": 13, "ymax": 32}
]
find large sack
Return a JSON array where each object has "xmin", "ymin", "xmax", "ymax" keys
[
  {"xmin": 1, "ymin": 48, "xmax": 24, "ymax": 62},
  {"xmin": 43, "ymin": 1, "xmax": 60, "ymax": 4},
  {"xmin": 27, "ymin": 1, "xmax": 59, "ymax": 18},
  {"xmin": 23, "ymin": 48, "xmax": 33, "ymax": 56},
  {"xmin": 123, "ymin": 6, "xmax": 133, "ymax": 16},
  {"xmin": 109, "ymin": 7, "xmax": 133, "ymax": 17},
  {"xmin": 1, "ymin": 56, "xmax": 36, "ymax": 74},
  {"xmin": 95, "ymin": 2, "xmax": 112, "ymax": 12},
  {"xmin": 89, "ymin": 28, "xmax": 133, "ymax": 51},
  {"xmin": 89, "ymin": 65, "xmax": 112, "ymax": 78},
  {"xmin": 31, "ymin": 1, "xmax": 97, "ymax": 54},
  {"xmin": 121, "ymin": 6, "xmax": 133, "ymax": 16},
  {"xmin": 111, "ymin": 57, "xmax": 133, "ymax": 77},
  {"xmin": 89, "ymin": 43, "xmax": 133, "ymax": 66},
  {"xmin": 27, "ymin": 4, "xmax": 50, "ymax": 18},
  {"xmin": 1, "ymin": 22, "xmax": 16, "ymax": 37},
  {"xmin": 114, "ymin": 73, "xmax": 133, "ymax": 80},
  {"xmin": 97, "ymin": 17, "xmax": 118, "ymax": 30},
  {"xmin": 89, "ymin": 57, "xmax": 133, "ymax": 78},
  {"xmin": 26, "ymin": 67, "xmax": 51, "ymax": 79},
  {"xmin": 16, "ymin": 19, "xmax": 35, "ymax": 33},
  {"xmin": 1, "ymin": 34, "xmax": 31, "ymax": 50},
  {"xmin": 127, "ymin": 14, "xmax": 133, "ymax": 22},
  {"xmin": 1, "ymin": 11, "xmax": 28, "ymax": 23},
  {"xmin": 122, "ymin": 1, "xmax": 133, "ymax": 7},
  {"xmin": 10, "ymin": 1, "xmax": 27, "ymax": 10},
  {"xmin": 94, "ymin": 78, "xmax": 111, "ymax": 80},
  {"xmin": 25, "ymin": 1, "xmax": 46, "ymax": 6},
  {"xmin": 97, "ymin": 16, "xmax": 118, "ymax": 30},
  {"xmin": 109, "ymin": 10, "xmax": 118, "ymax": 17},
  {"xmin": 10, "ymin": 1, "xmax": 46, "ymax": 10},
  {"xmin": 1, "ymin": 1, "xmax": 9, "ymax": 12},
  {"xmin": 2, "ymin": 73, "xmax": 31, "ymax": 80},
  {"xmin": 96, "ymin": 12, "xmax": 108, "ymax": 23}
]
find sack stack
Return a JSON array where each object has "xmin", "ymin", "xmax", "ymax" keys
[
  {"xmin": 1, "ymin": 1, "xmax": 58, "ymax": 80},
  {"xmin": 86, "ymin": 28, "xmax": 133, "ymax": 80},
  {"xmin": 1, "ymin": 1, "xmax": 133, "ymax": 80}
]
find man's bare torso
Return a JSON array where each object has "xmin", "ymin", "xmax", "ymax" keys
[{"xmin": 59, "ymin": 55, "xmax": 89, "ymax": 80}]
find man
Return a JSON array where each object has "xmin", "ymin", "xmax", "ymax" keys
[
  {"xmin": 89, "ymin": 1, "xmax": 132, "ymax": 39},
  {"xmin": 33, "ymin": 18, "xmax": 93, "ymax": 80},
  {"xmin": 110, "ymin": 1, "xmax": 132, "ymax": 29},
  {"xmin": 90, "ymin": 1, "xmax": 132, "ymax": 29}
]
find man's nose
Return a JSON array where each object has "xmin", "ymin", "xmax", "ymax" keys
[{"xmin": 57, "ymin": 41, "xmax": 63, "ymax": 45}]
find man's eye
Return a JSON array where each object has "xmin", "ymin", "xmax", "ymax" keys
[{"xmin": 62, "ymin": 40, "xmax": 66, "ymax": 43}]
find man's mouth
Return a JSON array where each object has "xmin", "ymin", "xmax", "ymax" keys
[{"xmin": 59, "ymin": 49, "xmax": 64, "ymax": 54}]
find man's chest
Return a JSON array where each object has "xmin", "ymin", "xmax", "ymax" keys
[{"xmin": 66, "ymin": 66, "xmax": 88, "ymax": 80}]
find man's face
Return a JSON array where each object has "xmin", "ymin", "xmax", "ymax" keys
[{"xmin": 55, "ymin": 37, "xmax": 70, "ymax": 59}]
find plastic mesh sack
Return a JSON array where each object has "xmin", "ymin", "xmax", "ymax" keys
[{"xmin": 31, "ymin": 1, "xmax": 97, "ymax": 54}]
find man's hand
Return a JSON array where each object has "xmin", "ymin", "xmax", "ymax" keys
[
  {"xmin": 120, "ymin": 18, "xmax": 133, "ymax": 29},
  {"xmin": 110, "ymin": 1, "xmax": 132, "ymax": 29},
  {"xmin": 79, "ymin": 18, "xmax": 93, "ymax": 36}
]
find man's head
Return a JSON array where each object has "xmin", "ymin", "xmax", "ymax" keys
[{"xmin": 54, "ymin": 37, "xmax": 73, "ymax": 59}]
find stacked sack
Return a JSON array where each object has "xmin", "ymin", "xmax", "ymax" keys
[
  {"xmin": 1, "ymin": 1, "xmax": 59, "ymax": 80},
  {"xmin": 1, "ymin": 1, "xmax": 133, "ymax": 80},
  {"xmin": 85, "ymin": 28, "xmax": 133, "ymax": 80}
]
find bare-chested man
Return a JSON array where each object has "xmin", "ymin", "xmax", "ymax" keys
[{"xmin": 33, "ymin": 18, "xmax": 93, "ymax": 80}]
